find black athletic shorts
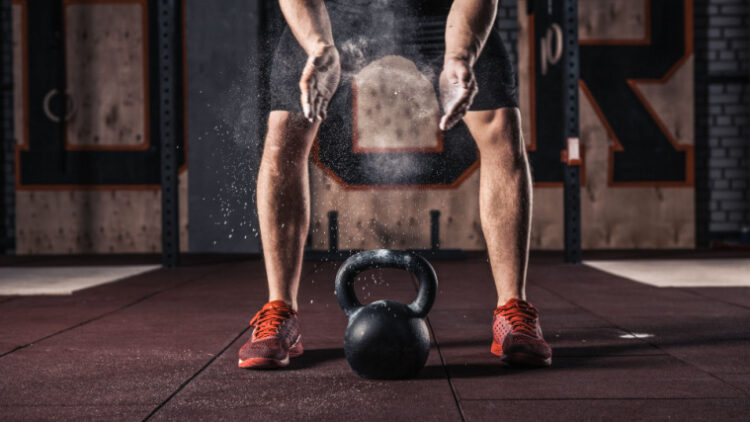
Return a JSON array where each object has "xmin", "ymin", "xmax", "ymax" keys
[{"xmin": 269, "ymin": 0, "xmax": 518, "ymax": 114}]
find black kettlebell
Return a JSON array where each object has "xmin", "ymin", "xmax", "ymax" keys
[{"xmin": 335, "ymin": 249, "xmax": 438, "ymax": 379}]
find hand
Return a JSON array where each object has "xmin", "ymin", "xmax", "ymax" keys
[
  {"xmin": 438, "ymin": 57, "xmax": 478, "ymax": 131},
  {"xmin": 299, "ymin": 44, "xmax": 341, "ymax": 122}
]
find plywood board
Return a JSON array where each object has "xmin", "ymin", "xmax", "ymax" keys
[
  {"xmin": 354, "ymin": 56, "xmax": 441, "ymax": 151},
  {"xmin": 310, "ymin": 166, "xmax": 484, "ymax": 250},
  {"xmin": 15, "ymin": 172, "xmax": 189, "ymax": 254},
  {"xmin": 518, "ymin": 0, "xmax": 695, "ymax": 249},
  {"xmin": 12, "ymin": 2, "xmax": 189, "ymax": 254},
  {"xmin": 578, "ymin": 0, "xmax": 648, "ymax": 42},
  {"xmin": 65, "ymin": 3, "xmax": 146, "ymax": 147}
]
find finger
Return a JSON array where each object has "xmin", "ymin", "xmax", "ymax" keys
[
  {"xmin": 313, "ymin": 94, "xmax": 323, "ymax": 122},
  {"xmin": 305, "ymin": 81, "xmax": 319, "ymax": 122},
  {"xmin": 444, "ymin": 86, "xmax": 471, "ymax": 118},
  {"xmin": 319, "ymin": 97, "xmax": 329, "ymax": 121},
  {"xmin": 299, "ymin": 63, "xmax": 317, "ymax": 121},
  {"xmin": 439, "ymin": 115, "xmax": 450, "ymax": 131},
  {"xmin": 444, "ymin": 107, "xmax": 465, "ymax": 130},
  {"xmin": 441, "ymin": 96, "xmax": 472, "ymax": 131},
  {"xmin": 300, "ymin": 80, "xmax": 311, "ymax": 120}
]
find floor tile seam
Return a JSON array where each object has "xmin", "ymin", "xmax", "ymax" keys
[
  {"xmin": 718, "ymin": 379, "xmax": 750, "ymax": 398},
  {"xmin": 533, "ymin": 282, "xmax": 750, "ymax": 399},
  {"xmin": 140, "ymin": 325, "xmax": 252, "ymax": 421},
  {"xmin": 0, "ymin": 262, "xmax": 247, "ymax": 360},
  {"xmin": 0, "ymin": 403, "xmax": 160, "ymax": 408},
  {"xmin": 550, "ymin": 353, "xmax": 670, "ymax": 358},
  {"xmin": 409, "ymin": 272, "xmax": 467, "ymax": 422},
  {"xmin": 680, "ymin": 288, "xmax": 750, "ymax": 312},
  {"xmin": 141, "ymin": 262, "xmax": 325, "ymax": 421},
  {"xmin": 456, "ymin": 396, "xmax": 750, "ymax": 402}
]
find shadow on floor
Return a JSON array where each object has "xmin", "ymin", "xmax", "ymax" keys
[{"xmin": 288, "ymin": 347, "xmax": 345, "ymax": 370}]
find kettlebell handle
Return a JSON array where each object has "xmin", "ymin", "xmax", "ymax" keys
[{"xmin": 334, "ymin": 249, "xmax": 438, "ymax": 318}]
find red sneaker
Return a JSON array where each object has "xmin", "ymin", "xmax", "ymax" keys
[
  {"xmin": 238, "ymin": 300, "xmax": 303, "ymax": 369},
  {"xmin": 491, "ymin": 298, "xmax": 552, "ymax": 367}
]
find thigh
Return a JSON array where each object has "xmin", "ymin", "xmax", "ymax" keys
[
  {"xmin": 268, "ymin": 28, "xmax": 308, "ymax": 115},
  {"xmin": 470, "ymin": 30, "xmax": 519, "ymax": 111}
]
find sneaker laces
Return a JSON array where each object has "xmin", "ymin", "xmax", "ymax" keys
[
  {"xmin": 496, "ymin": 300, "xmax": 539, "ymax": 337},
  {"xmin": 250, "ymin": 302, "xmax": 293, "ymax": 340}
]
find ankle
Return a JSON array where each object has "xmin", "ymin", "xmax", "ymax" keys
[
  {"xmin": 268, "ymin": 296, "xmax": 296, "ymax": 311},
  {"xmin": 496, "ymin": 294, "xmax": 524, "ymax": 309}
]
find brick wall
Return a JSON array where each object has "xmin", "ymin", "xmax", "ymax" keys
[{"xmin": 695, "ymin": 0, "xmax": 750, "ymax": 245}]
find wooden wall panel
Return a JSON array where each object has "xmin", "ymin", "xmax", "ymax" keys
[
  {"xmin": 12, "ymin": 1, "xmax": 188, "ymax": 254},
  {"xmin": 310, "ymin": 166, "xmax": 484, "ymax": 250},
  {"xmin": 354, "ymin": 56, "xmax": 441, "ymax": 151},
  {"xmin": 578, "ymin": 81, "xmax": 695, "ymax": 248},
  {"xmin": 578, "ymin": 0, "xmax": 648, "ymax": 42},
  {"xmin": 15, "ymin": 173, "xmax": 188, "ymax": 254},
  {"xmin": 65, "ymin": 3, "xmax": 146, "ymax": 147},
  {"xmin": 11, "ymin": 0, "xmax": 694, "ymax": 253},
  {"xmin": 519, "ymin": 0, "xmax": 695, "ymax": 249},
  {"xmin": 311, "ymin": 0, "xmax": 695, "ymax": 251}
]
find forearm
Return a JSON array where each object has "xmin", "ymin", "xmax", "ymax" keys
[
  {"xmin": 278, "ymin": 0, "xmax": 334, "ymax": 55},
  {"xmin": 444, "ymin": 0, "xmax": 498, "ymax": 65}
]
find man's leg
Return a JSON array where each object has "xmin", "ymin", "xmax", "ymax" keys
[
  {"xmin": 257, "ymin": 111, "xmax": 320, "ymax": 311},
  {"xmin": 462, "ymin": 107, "xmax": 532, "ymax": 307},
  {"xmin": 462, "ymin": 107, "xmax": 551, "ymax": 366},
  {"xmin": 238, "ymin": 111, "xmax": 318, "ymax": 369}
]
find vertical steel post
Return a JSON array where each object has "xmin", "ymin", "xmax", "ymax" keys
[
  {"xmin": 328, "ymin": 210, "xmax": 339, "ymax": 253},
  {"xmin": 430, "ymin": 210, "xmax": 440, "ymax": 250},
  {"xmin": 561, "ymin": 0, "xmax": 581, "ymax": 263},
  {"xmin": 157, "ymin": 0, "xmax": 181, "ymax": 267},
  {"xmin": 0, "ymin": 0, "xmax": 14, "ymax": 255}
]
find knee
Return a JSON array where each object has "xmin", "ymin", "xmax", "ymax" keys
[
  {"xmin": 263, "ymin": 111, "xmax": 317, "ymax": 165},
  {"xmin": 471, "ymin": 108, "xmax": 526, "ymax": 169}
]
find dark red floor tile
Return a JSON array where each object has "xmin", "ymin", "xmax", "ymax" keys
[
  {"xmin": 461, "ymin": 398, "xmax": 750, "ymax": 422},
  {"xmin": 0, "ymin": 263, "xmax": 226, "ymax": 355},
  {"xmin": 654, "ymin": 340, "xmax": 750, "ymax": 375},
  {"xmin": 152, "ymin": 339, "xmax": 452, "ymax": 420},
  {"xmin": 544, "ymin": 327, "xmax": 664, "ymax": 357},
  {"xmin": 150, "ymin": 265, "xmax": 459, "ymax": 421},
  {"xmin": 2, "ymin": 253, "xmax": 748, "ymax": 420},
  {"xmin": 0, "ymin": 405, "xmax": 150, "ymax": 422},
  {"xmin": 715, "ymin": 374, "xmax": 750, "ymax": 396},
  {"xmin": 150, "ymin": 373, "xmax": 460, "ymax": 422},
  {"xmin": 446, "ymin": 355, "xmax": 743, "ymax": 400},
  {"xmin": 0, "ymin": 260, "xmax": 297, "ymax": 407},
  {"xmin": 686, "ymin": 287, "xmax": 750, "ymax": 310}
]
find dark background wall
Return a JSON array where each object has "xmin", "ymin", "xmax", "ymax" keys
[
  {"xmin": 186, "ymin": 0, "xmax": 265, "ymax": 253},
  {"xmin": 695, "ymin": 0, "xmax": 750, "ymax": 246}
]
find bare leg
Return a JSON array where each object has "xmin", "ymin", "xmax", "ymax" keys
[
  {"xmin": 463, "ymin": 108, "xmax": 533, "ymax": 307},
  {"xmin": 257, "ymin": 111, "xmax": 320, "ymax": 311}
]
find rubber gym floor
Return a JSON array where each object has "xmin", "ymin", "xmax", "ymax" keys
[{"xmin": 1, "ymin": 251, "xmax": 749, "ymax": 421}]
